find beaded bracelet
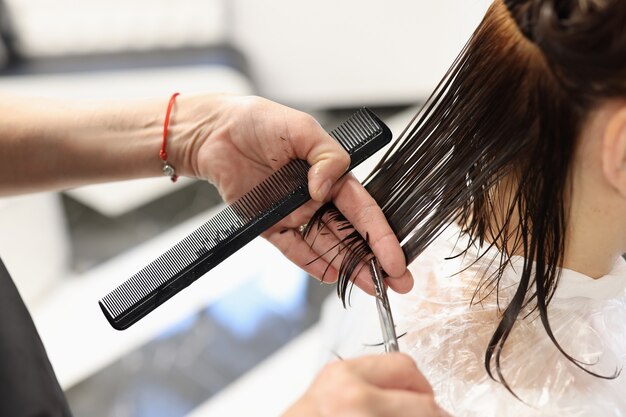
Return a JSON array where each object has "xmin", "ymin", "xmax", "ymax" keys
[{"xmin": 160, "ymin": 92, "xmax": 180, "ymax": 182}]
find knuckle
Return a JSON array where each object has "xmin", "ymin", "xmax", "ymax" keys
[
  {"xmin": 301, "ymin": 112, "xmax": 320, "ymax": 128},
  {"xmin": 320, "ymin": 361, "xmax": 376, "ymax": 411},
  {"xmin": 294, "ymin": 112, "xmax": 319, "ymax": 134},
  {"xmin": 339, "ymin": 384, "xmax": 372, "ymax": 409},
  {"xmin": 369, "ymin": 230, "xmax": 396, "ymax": 251},
  {"xmin": 244, "ymin": 95, "xmax": 263, "ymax": 108},
  {"xmin": 393, "ymin": 353, "xmax": 418, "ymax": 370},
  {"xmin": 336, "ymin": 150, "xmax": 351, "ymax": 169},
  {"xmin": 421, "ymin": 395, "xmax": 441, "ymax": 414},
  {"xmin": 321, "ymin": 360, "xmax": 349, "ymax": 379},
  {"xmin": 354, "ymin": 202, "xmax": 378, "ymax": 226}
]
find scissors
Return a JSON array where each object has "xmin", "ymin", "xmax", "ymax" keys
[{"xmin": 369, "ymin": 258, "xmax": 399, "ymax": 353}]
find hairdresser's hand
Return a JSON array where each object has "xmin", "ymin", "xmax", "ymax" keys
[
  {"xmin": 173, "ymin": 94, "xmax": 412, "ymax": 294},
  {"xmin": 283, "ymin": 354, "xmax": 450, "ymax": 417}
]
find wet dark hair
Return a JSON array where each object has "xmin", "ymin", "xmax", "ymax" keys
[{"xmin": 308, "ymin": 0, "xmax": 626, "ymax": 396}]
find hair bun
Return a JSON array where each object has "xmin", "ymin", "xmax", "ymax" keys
[
  {"xmin": 503, "ymin": 0, "xmax": 625, "ymax": 96},
  {"xmin": 503, "ymin": 0, "xmax": 539, "ymax": 41},
  {"xmin": 503, "ymin": 0, "xmax": 615, "ymax": 43}
]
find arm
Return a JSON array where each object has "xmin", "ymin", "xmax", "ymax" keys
[
  {"xmin": 0, "ymin": 95, "xmax": 166, "ymax": 194},
  {"xmin": 0, "ymin": 93, "xmax": 412, "ymax": 292}
]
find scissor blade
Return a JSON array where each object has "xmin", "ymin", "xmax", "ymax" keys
[{"xmin": 369, "ymin": 258, "xmax": 399, "ymax": 353}]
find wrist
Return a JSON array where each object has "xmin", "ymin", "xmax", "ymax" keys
[
  {"xmin": 73, "ymin": 93, "xmax": 230, "ymax": 184},
  {"xmin": 166, "ymin": 93, "xmax": 231, "ymax": 181}
]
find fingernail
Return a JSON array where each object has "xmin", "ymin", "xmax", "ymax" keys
[{"xmin": 315, "ymin": 180, "xmax": 332, "ymax": 201}]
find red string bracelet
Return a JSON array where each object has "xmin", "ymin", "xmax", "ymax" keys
[{"xmin": 160, "ymin": 92, "xmax": 180, "ymax": 182}]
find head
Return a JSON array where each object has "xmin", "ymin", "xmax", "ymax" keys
[
  {"xmin": 310, "ymin": 0, "xmax": 626, "ymax": 395},
  {"xmin": 502, "ymin": 0, "xmax": 626, "ymax": 264}
]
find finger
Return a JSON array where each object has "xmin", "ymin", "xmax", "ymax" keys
[
  {"xmin": 345, "ymin": 264, "xmax": 414, "ymax": 296},
  {"xmin": 300, "ymin": 220, "xmax": 377, "ymax": 295},
  {"xmin": 305, "ymin": 203, "xmax": 414, "ymax": 295},
  {"xmin": 347, "ymin": 353, "xmax": 433, "ymax": 395},
  {"xmin": 286, "ymin": 113, "xmax": 351, "ymax": 202},
  {"xmin": 267, "ymin": 227, "xmax": 340, "ymax": 284},
  {"xmin": 274, "ymin": 189, "xmax": 397, "ymax": 290},
  {"xmin": 385, "ymin": 268, "xmax": 414, "ymax": 294},
  {"xmin": 371, "ymin": 391, "xmax": 450, "ymax": 417},
  {"xmin": 263, "ymin": 199, "xmax": 376, "ymax": 294},
  {"xmin": 331, "ymin": 174, "xmax": 411, "ymax": 281},
  {"xmin": 262, "ymin": 200, "xmax": 342, "ymax": 283}
]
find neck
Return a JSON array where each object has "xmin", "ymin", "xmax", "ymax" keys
[
  {"xmin": 486, "ymin": 175, "xmax": 624, "ymax": 280},
  {"xmin": 563, "ymin": 104, "xmax": 626, "ymax": 279},
  {"xmin": 562, "ymin": 184, "xmax": 625, "ymax": 279}
]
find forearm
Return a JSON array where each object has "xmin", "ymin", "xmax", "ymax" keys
[{"xmin": 0, "ymin": 95, "xmax": 186, "ymax": 196}]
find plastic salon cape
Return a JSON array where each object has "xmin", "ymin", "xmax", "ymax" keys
[{"xmin": 321, "ymin": 223, "xmax": 626, "ymax": 416}]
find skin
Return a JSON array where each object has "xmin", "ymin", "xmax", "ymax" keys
[
  {"xmin": 490, "ymin": 100, "xmax": 626, "ymax": 278},
  {"xmin": 0, "ymin": 93, "xmax": 413, "ymax": 294},
  {"xmin": 283, "ymin": 354, "xmax": 451, "ymax": 417},
  {"xmin": 563, "ymin": 100, "xmax": 626, "ymax": 278}
]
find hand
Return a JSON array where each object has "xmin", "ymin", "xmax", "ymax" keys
[
  {"xmin": 171, "ymin": 94, "xmax": 413, "ymax": 294},
  {"xmin": 283, "ymin": 354, "xmax": 451, "ymax": 417}
]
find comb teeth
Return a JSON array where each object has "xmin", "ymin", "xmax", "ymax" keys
[
  {"xmin": 332, "ymin": 109, "xmax": 386, "ymax": 171},
  {"xmin": 99, "ymin": 108, "xmax": 391, "ymax": 330},
  {"xmin": 100, "ymin": 160, "xmax": 309, "ymax": 320},
  {"xmin": 332, "ymin": 109, "xmax": 379, "ymax": 153}
]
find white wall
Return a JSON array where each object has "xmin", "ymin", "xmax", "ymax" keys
[
  {"xmin": 229, "ymin": 0, "xmax": 492, "ymax": 107},
  {"xmin": 5, "ymin": 0, "xmax": 227, "ymax": 56}
]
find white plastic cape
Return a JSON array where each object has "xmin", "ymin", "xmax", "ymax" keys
[{"xmin": 320, "ymin": 223, "xmax": 626, "ymax": 416}]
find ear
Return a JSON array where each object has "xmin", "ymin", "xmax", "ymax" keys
[{"xmin": 602, "ymin": 106, "xmax": 626, "ymax": 198}]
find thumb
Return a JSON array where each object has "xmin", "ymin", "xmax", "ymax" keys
[
  {"xmin": 289, "ymin": 114, "xmax": 350, "ymax": 202},
  {"xmin": 308, "ymin": 144, "xmax": 351, "ymax": 202},
  {"xmin": 307, "ymin": 134, "xmax": 351, "ymax": 202}
]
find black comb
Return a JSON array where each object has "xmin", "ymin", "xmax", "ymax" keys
[{"xmin": 99, "ymin": 108, "xmax": 392, "ymax": 330}]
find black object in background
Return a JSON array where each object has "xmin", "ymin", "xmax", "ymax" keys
[
  {"xmin": 0, "ymin": 258, "xmax": 73, "ymax": 417},
  {"xmin": 0, "ymin": 0, "xmax": 19, "ymax": 69}
]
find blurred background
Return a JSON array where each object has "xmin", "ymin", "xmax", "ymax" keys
[{"xmin": 0, "ymin": 1, "xmax": 490, "ymax": 416}]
